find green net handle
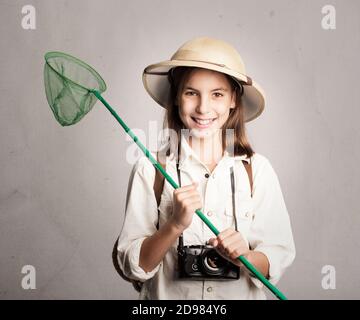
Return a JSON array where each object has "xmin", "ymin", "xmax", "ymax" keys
[{"xmin": 91, "ymin": 89, "xmax": 288, "ymax": 300}]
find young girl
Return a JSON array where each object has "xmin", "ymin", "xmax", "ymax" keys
[{"xmin": 117, "ymin": 37, "xmax": 295, "ymax": 299}]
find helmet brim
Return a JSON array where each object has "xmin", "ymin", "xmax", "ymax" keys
[{"xmin": 142, "ymin": 59, "xmax": 265, "ymax": 123}]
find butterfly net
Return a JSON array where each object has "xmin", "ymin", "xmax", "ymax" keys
[{"xmin": 44, "ymin": 52, "xmax": 107, "ymax": 126}]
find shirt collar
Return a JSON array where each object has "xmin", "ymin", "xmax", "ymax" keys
[
  {"xmin": 224, "ymin": 149, "xmax": 251, "ymax": 163},
  {"xmin": 177, "ymin": 134, "xmax": 251, "ymax": 170}
]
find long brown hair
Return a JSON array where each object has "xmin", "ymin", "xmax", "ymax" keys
[{"xmin": 161, "ymin": 67, "xmax": 254, "ymax": 159}]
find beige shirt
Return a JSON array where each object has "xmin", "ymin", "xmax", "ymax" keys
[{"xmin": 117, "ymin": 135, "xmax": 296, "ymax": 299}]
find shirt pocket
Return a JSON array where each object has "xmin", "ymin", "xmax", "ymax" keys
[{"xmin": 224, "ymin": 191, "xmax": 254, "ymax": 239}]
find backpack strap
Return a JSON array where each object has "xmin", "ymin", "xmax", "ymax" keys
[
  {"xmin": 242, "ymin": 157, "xmax": 253, "ymax": 197},
  {"xmin": 153, "ymin": 151, "xmax": 166, "ymax": 208}
]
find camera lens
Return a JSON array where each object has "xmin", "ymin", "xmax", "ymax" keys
[{"xmin": 201, "ymin": 249, "xmax": 226, "ymax": 276}]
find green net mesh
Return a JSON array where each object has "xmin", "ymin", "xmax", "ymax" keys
[{"xmin": 44, "ymin": 52, "xmax": 107, "ymax": 126}]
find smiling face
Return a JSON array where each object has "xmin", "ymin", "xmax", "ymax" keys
[{"xmin": 177, "ymin": 68, "xmax": 236, "ymax": 141}]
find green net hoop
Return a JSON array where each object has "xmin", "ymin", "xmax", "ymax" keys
[{"xmin": 44, "ymin": 52, "xmax": 107, "ymax": 126}]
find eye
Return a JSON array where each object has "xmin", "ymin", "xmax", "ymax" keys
[
  {"xmin": 213, "ymin": 92, "xmax": 224, "ymax": 98},
  {"xmin": 185, "ymin": 91, "xmax": 198, "ymax": 96}
]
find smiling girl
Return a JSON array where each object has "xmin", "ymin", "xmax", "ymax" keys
[{"xmin": 117, "ymin": 37, "xmax": 295, "ymax": 299}]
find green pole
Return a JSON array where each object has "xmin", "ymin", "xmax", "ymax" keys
[{"xmin": 92, "ymin": 90, "xmax": 288, "ymax": 300}]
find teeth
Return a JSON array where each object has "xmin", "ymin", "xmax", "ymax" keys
[{"xmin": 193, "ymin": 118, "xmax": 215, "ymax": 125}]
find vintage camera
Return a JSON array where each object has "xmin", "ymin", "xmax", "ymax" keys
[{"xmin": 178, "ymin": 245, "xmax": 240, "ymax": 280}]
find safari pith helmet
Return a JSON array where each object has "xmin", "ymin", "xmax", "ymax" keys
[{"xmin": 142, "ymin": 37, "xmax": 265, "ymax": 122}]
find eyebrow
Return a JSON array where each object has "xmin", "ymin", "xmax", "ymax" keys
[{"xmin": 184, "ymin": 86, "xmax": 228, "ymax": 92}]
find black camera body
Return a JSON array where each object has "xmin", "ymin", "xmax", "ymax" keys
[{"xmin": 178, "ymin": 245, "xmax": 240, "ymax": 280}]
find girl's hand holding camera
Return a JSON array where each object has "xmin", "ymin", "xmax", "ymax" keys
[
  {"xmin": 170, "ymin": 181, "xmax": 203, "ymax": 232},
  {"xmin": 208, "ymin": 228, "xmax": 250, "ymax": 267}
]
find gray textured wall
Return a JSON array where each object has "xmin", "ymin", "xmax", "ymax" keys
[{"xmin": 0, "ymin": 0, "xmax": 359, "ymax": 299}]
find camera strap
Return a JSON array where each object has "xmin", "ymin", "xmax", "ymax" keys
[
  {"xmin": 176, "ymin": 154, "xmax": 185, "ymax": 252},
  {"xmin": 174, "ymin": 141, "xmax": 253, "ymax": 252},
  {"xmin": 230, "ymin": 166, "xmax": 239, "ymax": 231},
  {"xmin": 153, "ymin": 141, "xmax": 253, "ymax": 244}
]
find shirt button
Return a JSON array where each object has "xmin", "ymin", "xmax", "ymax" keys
[
  {"xmin": 207, "ymin": 211, "xmax": 213, "ymax": 217},
  {"xmin": 205, "ymin": 173, "xmax": 210, "ymax": 178},
  {"xmin": 207, "ymin": 287, "xmax": 213, "ymax": 293}
]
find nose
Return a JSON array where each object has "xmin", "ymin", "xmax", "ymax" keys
[{"xmin": 195, "ymin": 96, "xmax": 211, "ymax": 114}]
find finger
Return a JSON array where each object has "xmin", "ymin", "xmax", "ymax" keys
[
  {"xmin": 217, "ymin": 228, "xmax": 236, "ymax": 241},
  {"xmin": 229, "ymin": 247, "xmax": 248, "ymax": 260},
  {"xmin": 176, "ymin": 189, "xmax": 201, "ymax": 202},
  {"xmin": 208, "ymin": 238, "xmax": 218, "ymax": 247},
  {"xmin": 188, "ymin": 202, "xmax": 203, "ymax": 213},
  {"xmin": 226, "ymin": 231, "xmax": 243, "ymax": 244},
  {"xmin": 226, "ymin": 239, "xmax": 247, "ymax": 256},
  {"xmin": 174, "ymin": 182, "xmax": 198, "ymax": 194},
  {"xmin": 224, "ymin": 235, "xmax": 240, "ymax": 249},
  {"xmin": 217, "ymin": 232, "xmax": 243, "ymax": 253},
  {"xmin": 175, "ymin": 189, "xmax": 199, "ymax": 201},
  {"xmin": 182, "ymin": 195, "xmax": 202, "ymax": 207},
  {"xmin": 218, "ymin": 238, "xmax": 238, "ymax": 255},
  {"xmin": 213, "ymin": 246, "xmax": 230, "ymax": 262}
]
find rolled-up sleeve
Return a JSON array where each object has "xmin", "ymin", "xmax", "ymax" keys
[
  {"xmin": 247, "ymin": 156, "xmax": 296, "ymax": 289},
  {"xmin": 117, "ymin": 155, "xmax": 160, "ymax": 282}
]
